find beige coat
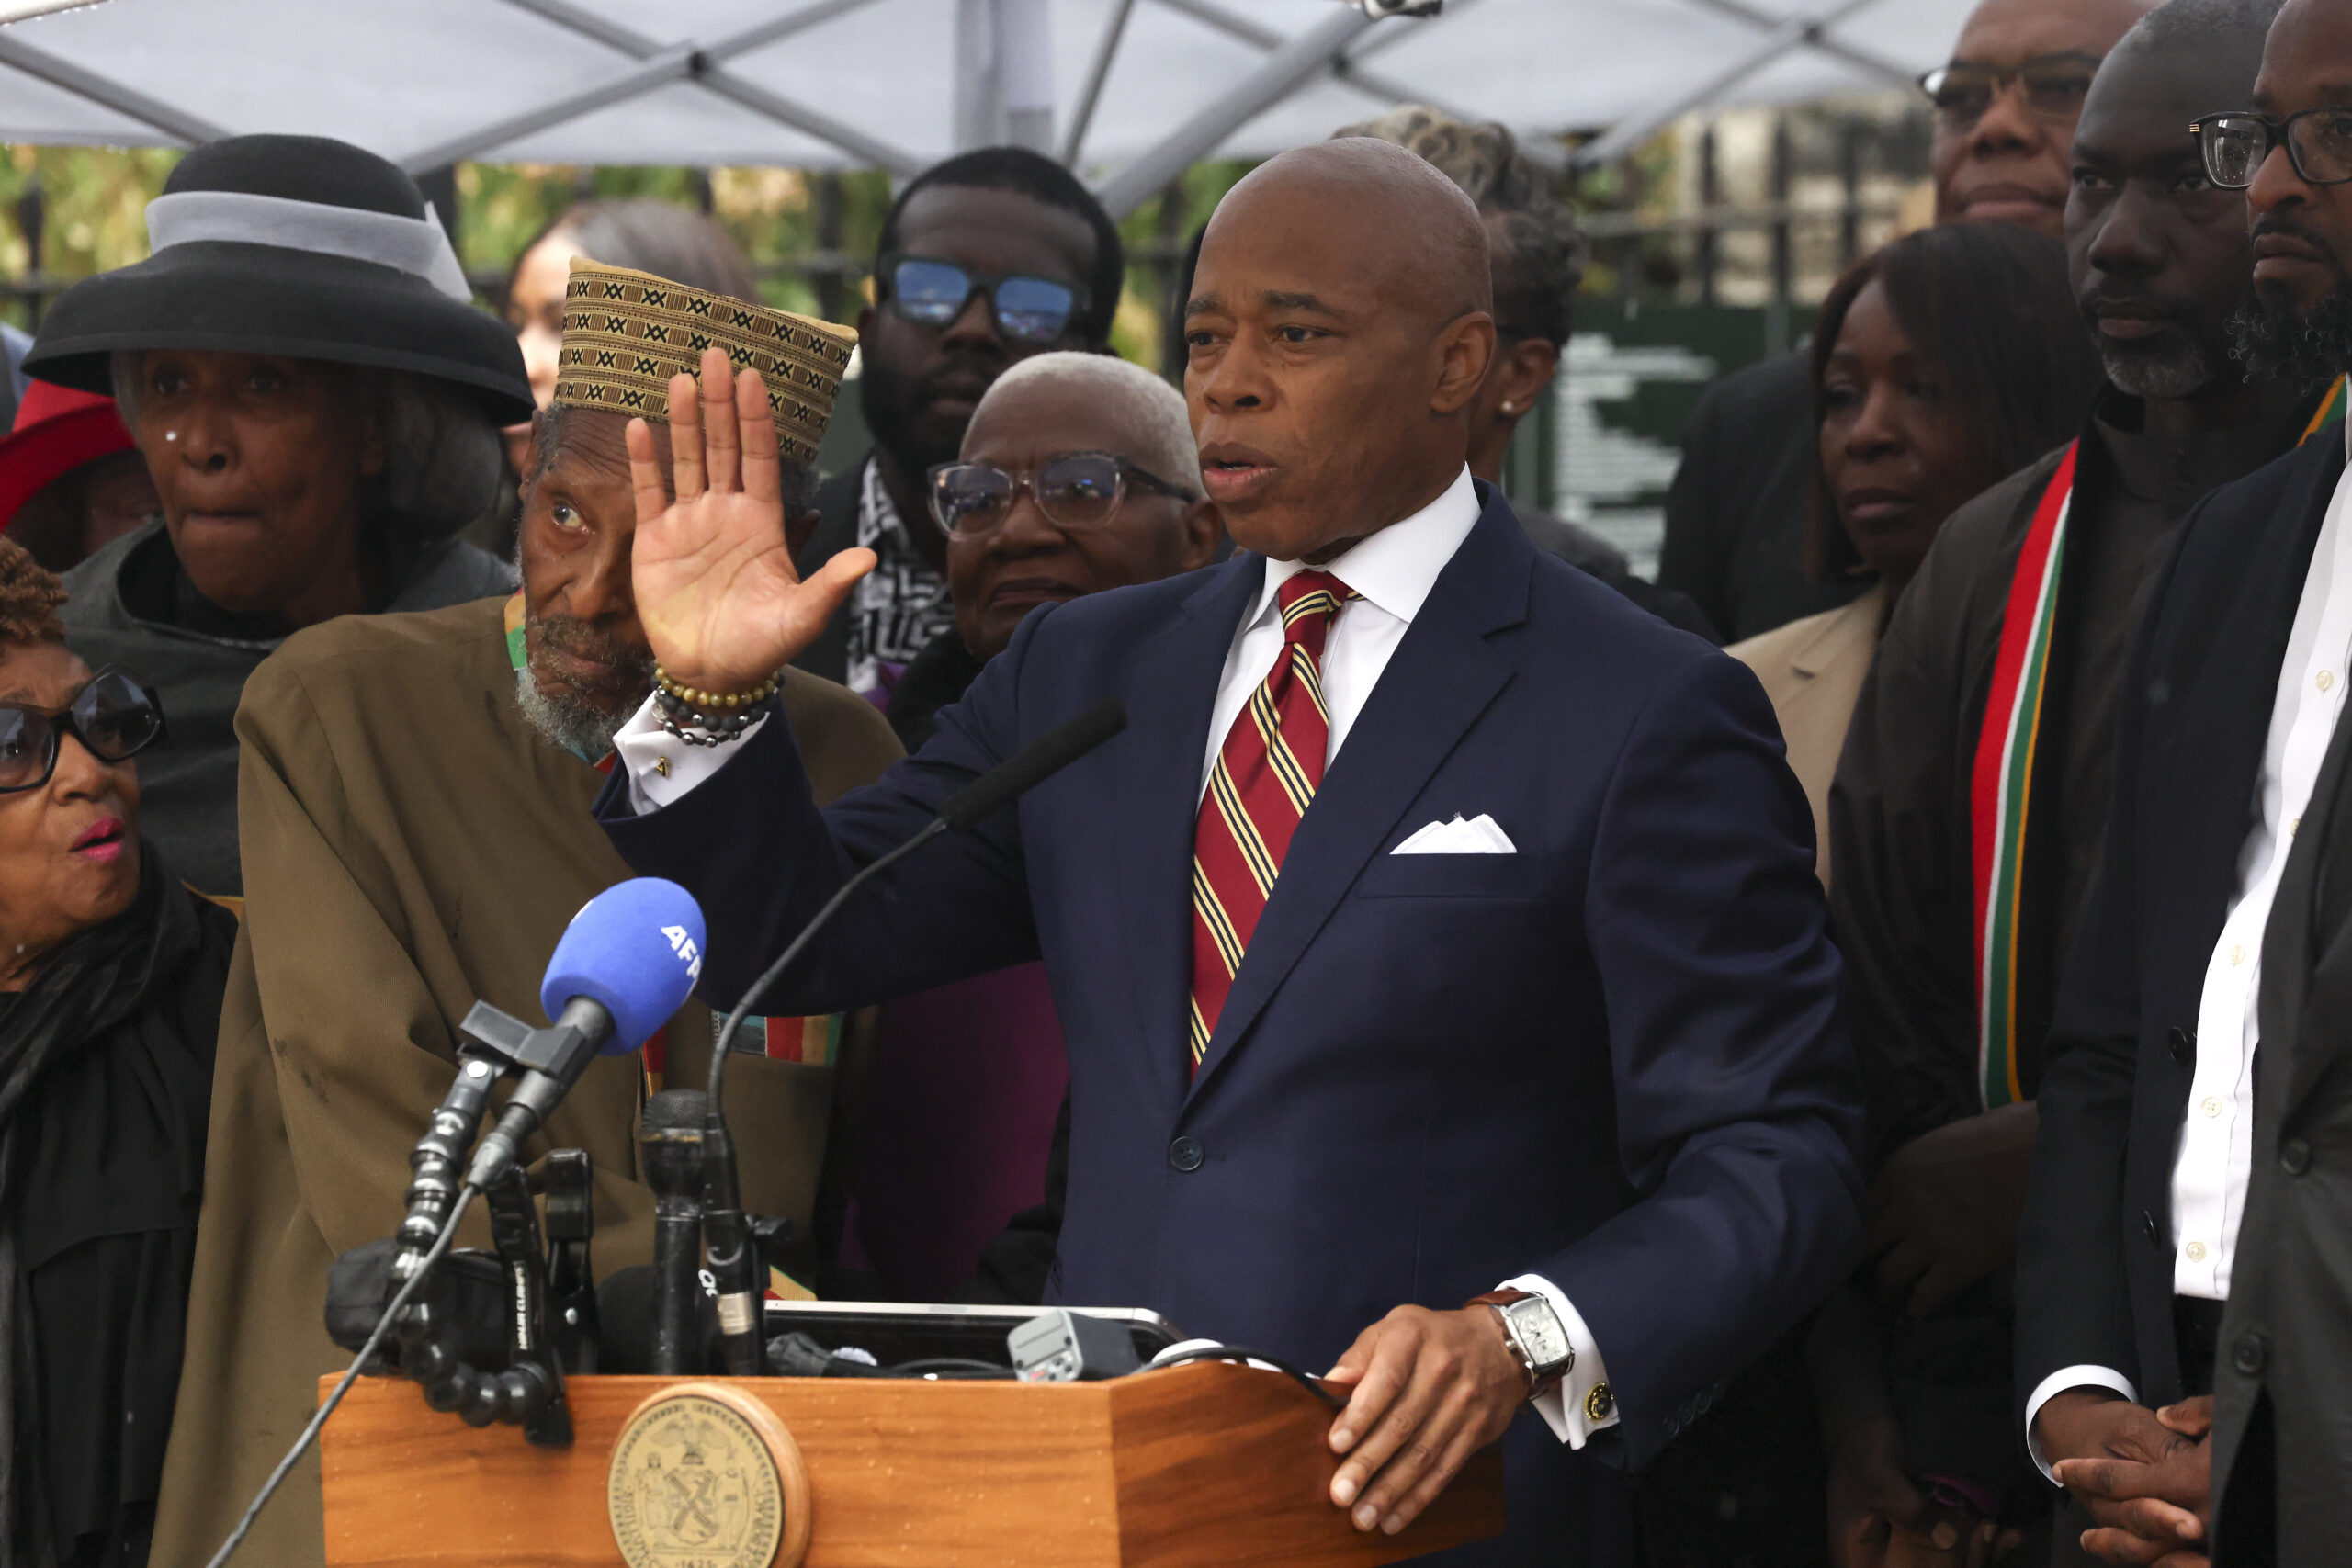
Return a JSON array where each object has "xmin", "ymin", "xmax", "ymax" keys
[
  {"xmin": 1728, "ymin": 581, "xmax": 1887, "ymax": 890},
  {"xmin": 150, "ymin": 597, "xmax": 900, "ymax": 1568}
]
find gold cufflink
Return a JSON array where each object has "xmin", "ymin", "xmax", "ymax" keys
[
  {"xmin": 654, "ymin": 756, "xmax": 671, "ymax": 777},
  {"xmin": 1585, "ymin": 1382, "xmax": 1613, "ymax": 1423}
]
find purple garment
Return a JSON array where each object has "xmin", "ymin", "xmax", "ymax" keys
[{"xmin": 842, "ymin": 961, "xmax": 1067, "ymax": 1300}]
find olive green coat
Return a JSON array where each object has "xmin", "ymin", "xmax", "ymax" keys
[{"xmin": 149, "ymin": 596, "xmax": 899, "ymax": 1567}]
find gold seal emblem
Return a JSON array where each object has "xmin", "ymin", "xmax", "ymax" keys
[{"xmin": 608, "ymin": 1382, "xmax": 812, "ymax": 1568}]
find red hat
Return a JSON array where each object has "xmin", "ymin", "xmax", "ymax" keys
[{"xmin": 0, "ymin": 378, "xmax": 138, "ymax": 532}]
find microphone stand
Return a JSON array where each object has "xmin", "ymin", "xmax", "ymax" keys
[
  {"xmin": 705, "ymin": 819, "xmax": 949, "ymax": 1374},
  {"xmin": 699, "ymin": 697, "xmax": 1128, "ymax": 1375},
  {"xmin": 389, "ymin": 1001, "xmax": 592, "ymax": 1439}
]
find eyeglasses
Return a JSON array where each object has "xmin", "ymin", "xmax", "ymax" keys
[
  {"xmin": 0, "ymin": 669, "xmax": 165, "ymax": 794},
  {"xmin": 881, "ymin": 255, "xmax": 1086, "ymax": 344},
  {"xmin": 1917, "ymin": 52, "xmax": 2100, "ymax": 129},
  {"xmin": 927, "ymin": 452, "xmax": 1195, "ymax": 538},
  {"xmin": 2190, "ymin": 109, "xmax": 2352, "ymax": 189}
]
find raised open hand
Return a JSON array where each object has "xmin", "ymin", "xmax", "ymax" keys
[{"xmin": 628, "ymin": 345, "xmax": 875, "ymax": 693}]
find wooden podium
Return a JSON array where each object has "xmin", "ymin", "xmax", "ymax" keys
[{"xmin": 319, "ymin": 1362, "xmax": 1506, "ymax": 1566}]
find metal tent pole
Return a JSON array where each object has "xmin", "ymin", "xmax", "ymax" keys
[
  {"xmin": 1093, "ymin": 5, "xmax": 1376, "ymax": 220},
  {"xmin": 433, "ymin": 0, "xmax": 922, "ymax": 175},
  {"xmin": 0, "ymin": 32, "xmax": 229, "ymax": 144},
  {"xmin": 1569, "ymin": 0, "xmax": 1886, "ymax": 170},
  {"xmin": 1061, "ymin": 0, "xmax": 1138, "ymax": 165}
]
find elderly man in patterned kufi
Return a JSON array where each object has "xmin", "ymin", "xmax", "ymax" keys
[{"xmin": 150, "ymin": 262, "xmax": 900, "ymax": 1567}]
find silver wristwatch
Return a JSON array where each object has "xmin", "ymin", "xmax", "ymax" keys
[{"xmin": 1469, "ymin": 1288, "xmax": 1574, "ymax": 1400}]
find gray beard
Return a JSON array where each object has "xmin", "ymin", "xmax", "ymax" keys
[
  {"xmin": 514, "ymin": 665, "xmax": 638, "ymax": 760},
  {"xmin": 2102, "ymin": 337, "xmax": 2213, "ymax": 402}
]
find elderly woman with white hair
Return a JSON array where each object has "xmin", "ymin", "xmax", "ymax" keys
[
  {"xmin": 22, "ymin": 135, "xmax": 530, "ymax": 896},
  {"xmin": 847, "ymin": 350, "xmax": 1216, "ymax": 1303}
]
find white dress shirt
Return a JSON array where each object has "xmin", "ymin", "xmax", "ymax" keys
[
  {"xmin": 2026, "ymin": 422, "xmax": 2352, "ymax": 1479},
  {"xmin": 617, "ymin": 465, "xmax": 1617, "ymax": 1446}
]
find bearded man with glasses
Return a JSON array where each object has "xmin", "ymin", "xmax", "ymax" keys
[
  {"xmin": 2013, "ymin": 0, "xmax": 2352, "ymax": 1561},
  {"xmin": 1660, "ymin": 0, "xmax": 2152, "ymax": 649},
  {"xmin": 789, "ymin": 148, "xmax": 1127, "ymax": 701}
]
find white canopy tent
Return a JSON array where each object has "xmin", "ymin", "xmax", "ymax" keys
[{"xmin": 0, "ymin": 0, "xmax": 1973, "ymax": 215}]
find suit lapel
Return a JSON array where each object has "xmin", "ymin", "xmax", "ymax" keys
[
  {"xmin": 1118, "ymin": 557, "xmax": 1265, "ymax": 1111},
  {"xmin": 1183, "ymin": 501, "xmax": 1532, "ymax": 1105}
]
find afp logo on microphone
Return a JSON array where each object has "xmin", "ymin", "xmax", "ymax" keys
[{"xmin": 663, "ymin": 924, "xmax": 703, "ymax": 982}]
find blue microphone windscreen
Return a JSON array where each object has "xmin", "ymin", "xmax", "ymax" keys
[{"xmin": 540, "ymin": 878, "xmax": 707, "ymax": 1055}]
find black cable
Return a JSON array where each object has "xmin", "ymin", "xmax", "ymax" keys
[
  {"xmin": 889, "ymin": 1357, "xmax": 1017, "ymax": 1380},
  {"xmin": 200, "ymin": 1183, "xmax": 481, "ymax": 1568},
  {"xmin": 707, "ymin": 818, "xmax": 946, "ymax": 1100},
  {"xmin": 1147, "ymin": 1345, "xmax": 1344, "ymax": 1410}
]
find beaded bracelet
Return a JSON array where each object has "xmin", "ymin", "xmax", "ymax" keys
[{"xmin": 652, "ymin": 665, "xmax": 782, "ymax": 746}]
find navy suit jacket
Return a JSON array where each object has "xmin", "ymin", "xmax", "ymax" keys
[{"xmin": 600, "ymin": 488, "xmax": 1863, "ymax": 1562}]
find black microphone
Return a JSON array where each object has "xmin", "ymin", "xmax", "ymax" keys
[
  {"xmin": 937, "ymin": 698, "xmax": 1129, "ymax": 832},
  {"xmin": 594, "ymin": 1265, "xmax": 720, "ymax": 1374},
  {"xmin": 700, "ymin": 697, "xmax": 1132, "ymax": 1374},
  {"xmin": 639, "ymin": 1089, "xmax": 708, "ymax": 1375}
]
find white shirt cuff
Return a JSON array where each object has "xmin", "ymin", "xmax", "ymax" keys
[
  {"xmin": 2024, "ymin": 1365, "xmax": 2139, "ymax": 1483},
  {"xmin": 611, "ymin": 694, "xmax": 767, "ymax": 815},
  {"xmin": 1500, "ymin": 1273, "xmax": 1617, "ymax": 1448}
]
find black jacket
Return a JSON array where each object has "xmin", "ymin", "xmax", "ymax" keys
[
  {"xmin": 1659, "ymin": 350, "xmax": 1863, "ymax": 644},
  {"xmin": 2016, "ymin": 434, "xmax": 2346, "ymax": 1467},
  {"xmin": 789, "ymin": 464, "xmax": 865, "ymax": 688},
  {"xmin": 2212, "ymin": 548, "xmax": 2352, "ymax": 1563}
]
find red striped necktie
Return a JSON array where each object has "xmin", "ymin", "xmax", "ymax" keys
[{"xmin": 1189, "ymin": 570, "xmax": 1354, "ymax": 1074}]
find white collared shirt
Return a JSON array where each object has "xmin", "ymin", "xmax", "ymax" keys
[
  {"xmin": 1197, "ymin": 467, "xmax": 1481, "ymax": 798},
  {"xmin": 616, "ymin": 465, "xmax": 1617, "ymax": 1447},
  {"xmin": 2026, "ymin": 420, "xmax": 2352, "ymax": 1479}
]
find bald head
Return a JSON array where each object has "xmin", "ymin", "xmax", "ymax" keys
[
  {"xmin": 1214, "ymin": 138, "xmax": 1494, "ymax": 328},
  {"xmin": 1183, "ymin": 137, "xmax": 1499, "ymax": 564}
]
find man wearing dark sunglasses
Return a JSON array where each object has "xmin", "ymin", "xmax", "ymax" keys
[
  {"xmin": 2010, "ymin": 0, "xmax": 2352, "ymax": 1562},
  {"xmin": 789, "ymin": 147, "xmax": 1126, "ymax": 702},
  {"xmin": 1662, "ymin": 0, "xmax": 2151, "ymax": 650}
]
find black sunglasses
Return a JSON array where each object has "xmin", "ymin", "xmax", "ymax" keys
[
  {"xmin": 927, "ymin": 452, "xmax": 1195, "ymax": 538},
  {"xmin": 1917, "ymin": 51, "xmax": 2100, "ymax": 128},
  {"xmin": 2191, "ymin": 108, "xmax": 2352, "ymax": 190},
  {"xmin": 0, "ymin": 668, "xmax": 165, "ymax": 794},
  {"xmin": 881, "ymin": 255, "xmax": 1086, "ymax": 344}
]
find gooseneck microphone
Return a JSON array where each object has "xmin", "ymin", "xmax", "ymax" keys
[
  {"xmin": 700, "ymin": 698, "xmax": 1131, "ymax": 1374},
  {"xmin": 639, "ymin": 1089, "xmax": 710, "ymax": 1374},
  {"xmin": 204, "ymin": 878, "xmax": 711, "ymax": 1568}
]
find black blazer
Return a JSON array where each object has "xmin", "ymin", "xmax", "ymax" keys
[
  {"xmin": 2212, "ymin": 542, "xmax": 2352, "ymax": 1563},
  {"xmin": 788, "ymin": 459, "xmax": 866, "ymax": 687},
  {"xmin": 2016, "ymin": 435, "xmax": 2346, "ymax": 1433},
  {"xmin": 1658, "ymin": 349, "xmax": 1862, "ymax": 644}
]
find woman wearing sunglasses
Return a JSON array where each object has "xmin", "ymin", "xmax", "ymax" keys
[{"xmin": 0, "ymin": 536, "xmax": 233, "ymax": 1567}]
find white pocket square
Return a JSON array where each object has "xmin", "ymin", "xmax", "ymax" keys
[{"xmin": 1391, "ymin": 813, "xmax": 1516, "ymax": 855}]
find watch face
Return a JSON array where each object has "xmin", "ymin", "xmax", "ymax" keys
[{"xmin": 1506, "ymin": 1298, "xmax": 1571, "ymax": 1371}]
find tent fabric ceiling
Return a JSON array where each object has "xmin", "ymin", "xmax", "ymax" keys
[{"xmin": 0, "ymin": 0, "xmax": 1970, "ymax": 177}]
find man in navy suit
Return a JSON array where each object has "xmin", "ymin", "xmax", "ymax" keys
[{"xmin": 598, "ymin": 139, "xmax": 1863, "ymax": 1563}]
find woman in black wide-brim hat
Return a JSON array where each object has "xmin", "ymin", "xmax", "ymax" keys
[{"xmin": 24, "ymin": 135, "xmax": 534, "ymax": 897}]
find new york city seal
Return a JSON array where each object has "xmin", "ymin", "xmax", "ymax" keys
[{"xmin": 608, "ymin": 1382, "xmax": 811, "ymax": 1568}]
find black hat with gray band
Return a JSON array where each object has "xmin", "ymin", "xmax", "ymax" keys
[{"xmin": 24, "ymin": 134, "xmax": 532, "ymax": 423}]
